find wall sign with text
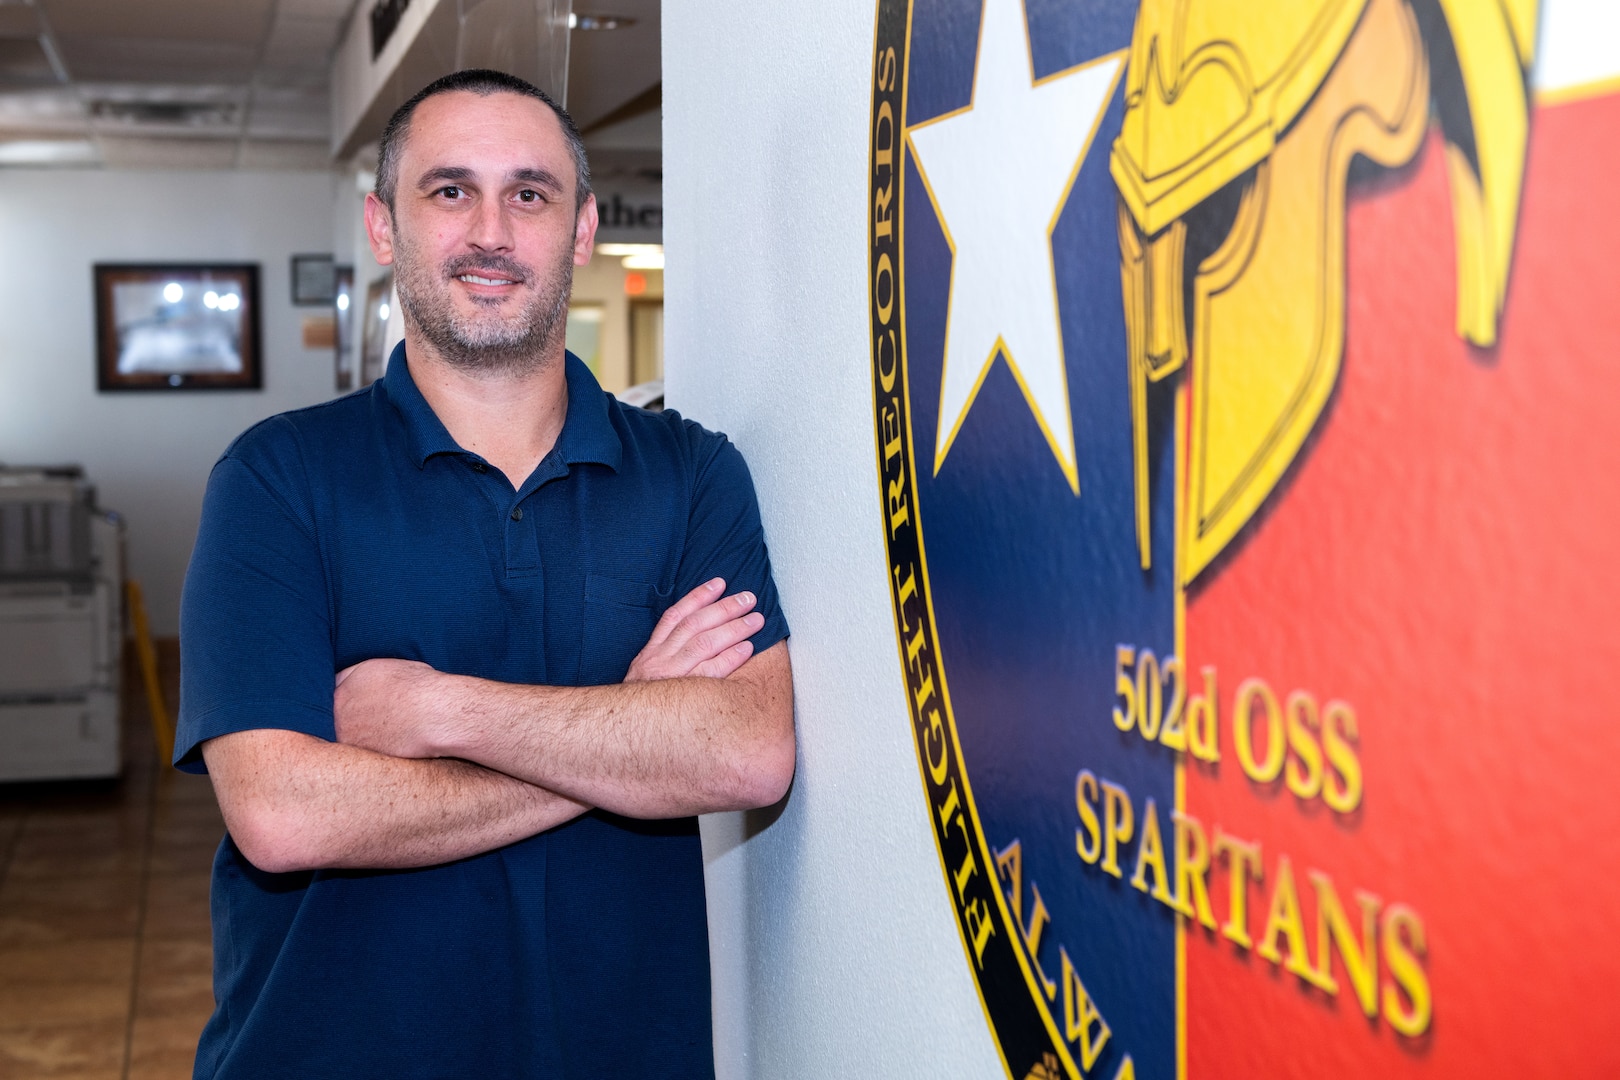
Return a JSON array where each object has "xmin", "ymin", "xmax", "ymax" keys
[{"xmin": 868, "ymin": 1, "xmax": 1620, "ymax": 1077}]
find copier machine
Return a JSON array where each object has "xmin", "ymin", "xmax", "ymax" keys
[{"xmin": 0, "ymin": 466, "xmax": 124, "ymax": 782}]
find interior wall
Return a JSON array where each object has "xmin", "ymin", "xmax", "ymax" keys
[
  {"xmin": 0, "ymin": 168, "xmax": 344, "ymax": 636},
  {"xmin": 663, "ymin": 4, "xmax": 1004, "ymax": 1076}
]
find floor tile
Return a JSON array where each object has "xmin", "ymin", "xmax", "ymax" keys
[
  {"xmin": 139, "ymin": 874, "xmax": 211, "ymax": 943},
  {"xmin": 0, "ymin": 940, "xmax": 136, "ymax": 988},
  {"xmin": 0, "ymin": 1018, "xmax": 126, "ymax": 1078},
  {"xmin": 128, "ymin": 1012, "xmax": 207, "ymax": 1076},
  {"xmin": 0, "ymin": 979, "xmax": 131, "ymax": 1029},
  {"xmin": 145, "ymin": 843, "xmax": 220, "ymax": 880},
  {"xmin": 133, "ymin": 940, "xmax": 214, "ymax": 1021},
  {"xmin": 0, "ymin": 875, "xmax": 142, "ymax": 945}
]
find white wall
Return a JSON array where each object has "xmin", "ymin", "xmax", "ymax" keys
[
  {"xmin": 0, "ymin": 169, "xmax": 344, "ymax": 635},
  {"xmin": 664, "ymin": 5, "xmax": 1004, "ymax": 1076}
]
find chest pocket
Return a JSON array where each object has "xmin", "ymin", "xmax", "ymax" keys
[{"xmin": 580, "ymin": 574, "xmax": 672, "ymax": 685}]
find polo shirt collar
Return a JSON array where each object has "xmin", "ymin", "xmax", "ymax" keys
[{"xmin": 381, "ymin": 342, "xmax": 623, "ymax": 473}]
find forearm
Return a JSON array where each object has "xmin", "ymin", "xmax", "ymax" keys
[
  {"xmin": 448, "ymin": 678, "xmax": 779, "ymax": 817},
  {"xmin": 204, "ymin": 729, "xmax": 588, "ymax": 873}
]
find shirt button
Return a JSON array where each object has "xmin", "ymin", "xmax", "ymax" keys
[
  {"xmin": 510, "ymin": 507, "xmax": 523, "ymax": 521},
  {"xmin": 471, "ymin": 462, "xmax": 487, "ymax": 473}
]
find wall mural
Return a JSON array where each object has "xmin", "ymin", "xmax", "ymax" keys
[{"xmin": 867, "ymin": 0, "xmax": 1619, "ymax": 1077}]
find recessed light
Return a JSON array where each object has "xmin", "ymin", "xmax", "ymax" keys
[{"xmin": 568, "ymin": 13, "xmax": 635, "ymax": 30}]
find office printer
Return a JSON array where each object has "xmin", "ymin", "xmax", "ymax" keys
[{"xmin": 0, "ymin": 465, "xmax": 123, "ymax": 782}]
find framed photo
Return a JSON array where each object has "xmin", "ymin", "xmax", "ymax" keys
[
  {"xmin": 94, "ymin": 264, "xmax": 262, "ymax": 391},
  {"xmin": 358, "ymin": 271, "xmax": 394, "ymax": 388},
  {"xmin": 334, "ymin": 264, "xmax": 355, "ymax": 391},
  {"xmin": 291, "ymin": 253, "xmax": 337, "ymax": 306}
]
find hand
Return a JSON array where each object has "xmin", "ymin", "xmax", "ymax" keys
[
  {"xmin": 625, "ymin": 578, "xmax": 764, "ymax": 683},
  {"xmin": 334, "ymin": 657, "xmax": 452, "ymax": 758}
]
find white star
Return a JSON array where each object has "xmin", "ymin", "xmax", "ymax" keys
[{"xmin": 908, "ymin": 0, "xmax": 1123, "ymax": 494}]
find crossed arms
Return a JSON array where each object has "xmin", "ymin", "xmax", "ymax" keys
[{"xmin": 202, "ymin": 579, "xmax": 794, "ymax": 874}]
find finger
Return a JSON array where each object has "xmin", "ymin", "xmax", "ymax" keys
[
  {"xmin": 676, "ymin": 611, "xmax": 764, "ymax": 669},
  {"xmin": 647, "ymin": 578, "xmax": 725, "ymax": 648},
  {"xmin": 662, "ymin": 590, "xmax": 758, "ymax": 654},
  {"xmin": 690, "ymin": 639, "xmax": 755, "ymax": 679},
  {"xmin": 335, "ymin": 664, "xmax": 361, "ymax": 687}
]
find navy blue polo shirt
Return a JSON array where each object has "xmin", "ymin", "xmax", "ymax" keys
[{"xmin": 176, "ymin": 344, "xmax": 787, "ymax": 1079}]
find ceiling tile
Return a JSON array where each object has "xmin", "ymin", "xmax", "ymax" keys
[
  {"xmin": 248, "ymin": 85, "xmax": 328, "ymax": 140},
  {"xmin": 262, "ymin": 15, "xmax": 342, "ymax": 70},
  {"xmin": 238, "ymin": 136, "xmax": 332, "ymax": 170},
  {"xmin": 0, "ymin": 87, "xmax": 86, "ymax": 135},
  {"xmin": 0, "ymin": 36, "xmax": 57, "ymax": 86},
  {"xmin": 256, "ymin": 65, "xmax": 329, "ymax": 89},
  {"xmin": 55, "ymin": 35, "xmax": 258, "ymax": 83},
  {"xmin": 265, "ymin": 14, "xmax": 342, "ymax": 54},
  {"xmin": 0, "ymin": 7, "xmax": 42, "ymax": 36},
  {"xmin": 278, "ymin": 0, "xmax": 356, "ymax": 19},
  {"xmin": 565, "ymin": 0, "xmax": 661, "ymax": 132},
  {"xmin": 40, "ymin": 0, "xmax": 275, "ymax": 45},
  {"xmin": 96, "ymin": 133, "xmax": 239, "ymax": 168}
]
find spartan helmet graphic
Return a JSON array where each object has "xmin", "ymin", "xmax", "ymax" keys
[{"xmin": 1110, "ymin": 0, "xmax": 1538, "ymax": 581}]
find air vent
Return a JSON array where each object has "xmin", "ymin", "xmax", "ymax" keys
[{"xmin": 89, "ymin": 100, "xmax": 239, "ymax": 127}]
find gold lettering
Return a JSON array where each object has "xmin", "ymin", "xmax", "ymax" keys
[
  {"xmin": 875, "ymin": 46, "xmax": 897, "ymax": 93},
  {"xmin": 936, "ymin": 778, "xmax": 960, "ymax": 833},
  {"xmin": 1309, "ymin": 870, "xmax": 1380, "ymax": 1017},
  {"xmin": 1022, "ymin": 885, "xmax": 1057, "ymax": 1000},
  {"xmin": 1256, "ymin": 855, "xmax": 1323, "ymax": 986},
  {"xmin": 993, "ymin": 842, "xmax": 1057, "ymax": 999},
  {"xmin": 1322, "ymin": 700, "xmax": 1363, "ymax": 814},
  {"xmin": 1130, "ymin": 797, "xmax": 1174, "ymax": 905},
  {"xmin": 1060, "ymin": 946, "xmax": 1111, "ymax": 1072},
  {"xmin": 880, "ymin": 399, "xmax": 903, "ymax": 466},
  {"xmin": 1171, "ymin": 810, "xmax": 1217, "ymax": 930},
  {"xmin": 1100, "ymin": 780, "xmax": 1134, "ymax": 878},
  {"xmin": 963, "ymin": 896, "xmax": 996, "ymax": 966},
  {"xmin": 923, "ymin": 706, "xmax": 949, "ymax": 786},
  {"xmin": 1075, "ymin": 770, "xmax": 1101, "ymax": 865},
  {"xmin": 873, "ymin": 100, "xmax": 895, "ymax": 171},
  {"xmin": 952, "ymin": 844, "xmax": 978, "ymax": 901},
  {"xmin": 1187, "ymin": 666, "xmax": 1220, "ymax": 762},
  {"xmin": 1234, "ymin": 677, "xmax": 1284, "ymax": 783},
  {"xmin": 887, "ymin": 473, "xmax": 910, "ymax": 537},
  {"xmin": 1213, "ymin": 831, "xmax": 1262, "ymax": 948},
  {"xmin": 912, "ymin": 668, "xmax": 935, "ymax": 713},
  {"xmin": 874, "ymin": 252, "xmax": 896, "ymax": 326},
  {"xmin": 1284, "ymin": 691, "xmax": 1324, "ymax": 800},
  {"xmin": 891, "ymin": 561, "xmax": 917, "ymax": 624},
  {"xmin": 1381, "ymin": 904, "xmax": 1431, "ymax": 1037},
  {"xmin": 874, "ymin": 178, "xmax": 895, "ymax": 242}
]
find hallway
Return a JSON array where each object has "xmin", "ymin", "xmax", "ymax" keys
[{"xmin": 0, "ymin": 644, "xmax": 217, "ymax": 1079}]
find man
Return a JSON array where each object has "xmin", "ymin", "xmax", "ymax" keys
[{"xmin": 176, "ymin": 69, "xmax": 793, "ymax": 1078}]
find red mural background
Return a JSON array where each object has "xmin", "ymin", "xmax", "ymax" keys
[{"xmin": 1184, "ymin": 90, "xmax": 1620, "ymax": 1076}]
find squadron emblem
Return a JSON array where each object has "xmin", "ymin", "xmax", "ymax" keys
[{"xmin": 868, "ymin": 0, "xmax": 1537, "ymax": 1076}]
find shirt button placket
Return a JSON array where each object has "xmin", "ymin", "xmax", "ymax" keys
[{"xmin": 504, "ymin": 497, "xmax": 541, "ymax": 581}]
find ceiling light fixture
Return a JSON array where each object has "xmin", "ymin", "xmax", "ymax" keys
[
  {"xmin": 568, "ymin": 13, "xmax": 635, "ymax": 31},
  {"xmin": 0, "ymin": 139, "xmax": 98, "ymax": 165},
  {"xmin": 595, "ymin": 243, "xmax": 661, "ymax": 258},
  {"xmin": 621, "ymin": 252, "xmax": 664, "ymax": 271}
]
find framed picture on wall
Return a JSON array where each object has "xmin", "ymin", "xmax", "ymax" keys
[
  {"xmin": 94, "ymin": 263, "xmax": 262, "ymax": 391},
  {"xmin": 291, "ymin": 253, "xmax": 337, "ymax": 305},
  {"xmin": 358, "ymin": 271, "xmax": 394, "ymax": 388}
]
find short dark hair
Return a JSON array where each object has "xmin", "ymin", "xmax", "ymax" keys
[{"xmin": 374, "ymin": 68, "xmax": 592, "ymax": 213}]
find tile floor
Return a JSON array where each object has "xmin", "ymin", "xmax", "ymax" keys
[{"xmin": 0, "ymin": 642, "xmax": 219, "ymax": 1080}]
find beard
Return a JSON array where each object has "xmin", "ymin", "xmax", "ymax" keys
[{"xmin": 393, "ymin": 228, "xmax": 574, "ymax": 378}]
